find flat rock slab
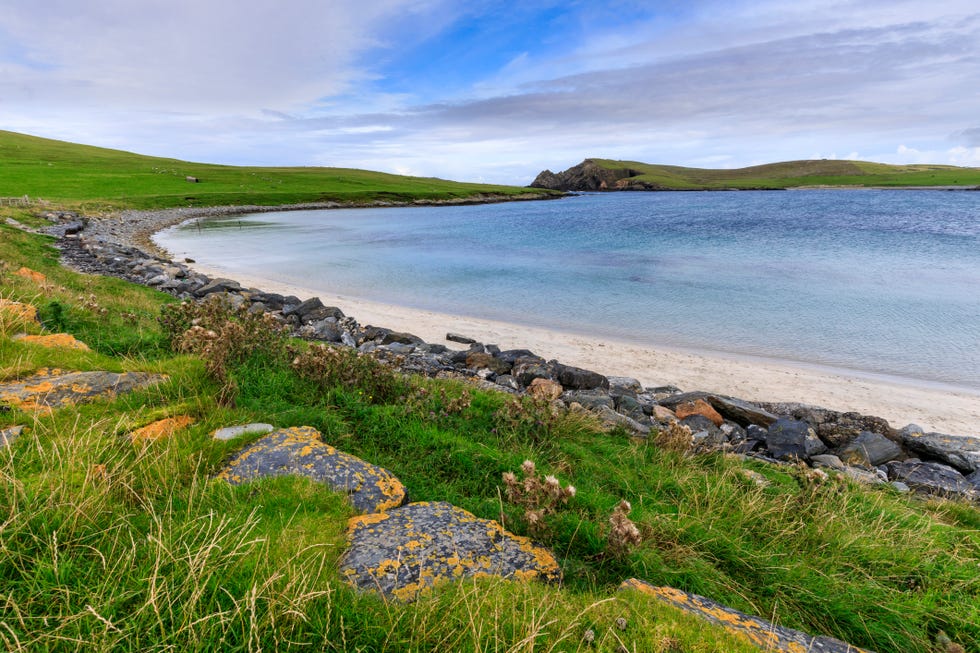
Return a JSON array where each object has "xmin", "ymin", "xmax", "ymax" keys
[
  {"xmin": 130, "ymin": 416, "xmax": 195, "ymax": 443},
  {"xmin": 215, "ymin": 426, "xmax": 406, "ymax": 513},
  {"xmin": 212, "ymin": 423, "xmax": 275, "ymax": 441},
  {"xmin": 900, "ymin": 431, "xmax": 980, "ymax": 474},
  {"xmin": 0, "ymin": 369, "xmax": 166, "ymax": 412},
  {"xmin": 339, "ymin": 501, "xmax": 561, "ymax": 601},
  {"xmin": 13, "ymin": 333, "xmax": 90, "ymax": 351},
  {"xmin": 621, "ymin": 579, "xmax": 875, "ymax": 653}
]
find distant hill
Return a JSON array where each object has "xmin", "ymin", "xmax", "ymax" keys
[
  {"xmin": 0, "ymin": 130, "xmax": 555, "ymax": 210},
  {"xmin": 530, "ymin": 158, "xmax": 980, "ymax": 191}
]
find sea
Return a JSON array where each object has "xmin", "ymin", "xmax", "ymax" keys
[{"xmin": 155, "ymin": 190, "xmax": 980, "ymax": 391}]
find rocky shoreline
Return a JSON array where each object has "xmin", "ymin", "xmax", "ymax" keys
[{"xmin": 44, "ymin": 209, "xmax": 980, "ymax": 502}]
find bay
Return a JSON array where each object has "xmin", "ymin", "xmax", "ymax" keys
[{"xmin": 156, "ymin": 190, "xmax": 980, "ymax": 390}]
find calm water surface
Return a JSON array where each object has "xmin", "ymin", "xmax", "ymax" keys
[{"xmin": 156, "ymin": 191, "xmax": 980, "ymax": 390}]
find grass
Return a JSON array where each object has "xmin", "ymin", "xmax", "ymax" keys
[
  {"xmin": 1, "ymin": 217, "xmax": 979, "ymax": 651},
  {"xmin": 0, "ymin": 130, "xmax": 557, "ymax": 211},
  {"xmin": 586, "ymin": 158, "xmax": 980, "ymax": 189}
]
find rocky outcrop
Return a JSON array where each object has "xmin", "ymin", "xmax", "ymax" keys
[
  {"xmin": 621, "ymin": 579, "xmax": 875, "ymax": 653},
  {"xmin": 530, "ymin": 159, "xmax": 652, "ymax": 191},
  {"xmin": 215, "ymin": 426, "xmax": 407, "ymax": 514},
  {"xmin": 0, "ymin": 369, "xmax": 166, "ymax": 413},
  {"xmin": 339, "ymin": 501, "xmax": 561, "ymax": 601}
]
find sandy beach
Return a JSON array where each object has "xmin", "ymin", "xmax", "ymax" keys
[{"xmin": 156, "ymin": 249, "xmax": 980, "ymax": 436}]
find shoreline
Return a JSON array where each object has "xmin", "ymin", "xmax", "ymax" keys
[{"xmin": 153, "ymin": 228, "xmax": 980, "ymax": 435}]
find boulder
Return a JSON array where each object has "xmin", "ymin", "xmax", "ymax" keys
[
  {"xmin": 620, "ymin": 579, "xmax": 875, "ymax": 653},
  {"xmin": 650, "ymin": 405, "xmax": 677, "ymax": 422},
  {"xmin": 495, "ymin": 349, "xmax": 540, "ymax": 365},
  {"xmin": 527, "ymin": 378, "xmax": 563, "ymax": 401},
  {"xmin": 705, "ymin": 395, "xmax": 777, "ymax": 428},
  {"xmin": 674, "ymin": 399, "xmax": 724, "ymax": 427},
  {"xmin": 561, "ymin": 389, "xmax": 615, "ymax": 411},
  {"xmin": 13, "ymin": 333, "xmax": 90, "ymax": 351},
  {"xmin": 465, "ymin": 352, "xmax": 512, "ymax": 375},
  {"xmin": 194, "ymin": 278, "xmax": 244, "ymax": 297},
  {"xmin": 657, "ymin": 391, "xmax": 711, "ymax": 409},
  {"xmin": 216, "ymin": 426, "xmax": 407, "ymax": 513},
  {"xmin": 339, "ymin": 501, "xmax": 560, "ymax": 600},
  {"xmin": 130, "ymin": 415, "xmax": 195, "ymax": 444},
  {"xmin": 596, "ymin": 405, "xmax": 650, "ymax": 436},
  {"xmin": 765, "ymin": 418, "xmax": 826, "ymax": 461},
  {"xmin": 0, "ymin": 299, "xmax": 38, "ymax": 323},
  {"xmin": 607, "ymin": 376, "xmax": 643, "ymax": 396},
  {"xmin": 885, "ymin": 460, "xmax": 976, "ymax": 499},
  {"xmin": 212, "ymin": 423, "xmax": 276, "ymax": 441},
  {"xmin": 614, "ymin": 395, "xmax": 649, "ymax": 423},
  {"xmin": 555, "ymin": 364, "xmax": 609, "ymax": 391},
  {"xmin": 837, "ymin": 431, "xmax": 903, "ymax": 467},
  {"xmin": 899, "ymin": 431, "xmax": 980, "ymax": 474},
  {"xmin": 446, "ymin": 332, "xmax": 477, "ymax": 345},
  {"xmin": 0, "ymin": 369, "xmax": 166, "ymax": 412},
  {"xmin": 0, "ymin": 425, "xmax": 25, "ymax": 448},
  {"xmin": 512, "ymin": 359, "xmax": 560, "ymax": 387}
]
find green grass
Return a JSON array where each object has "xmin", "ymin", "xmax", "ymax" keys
[
  {"xmin": 0, "ymin": 130, "xmax": 557, "ymax": 210},
  {"xmin": 587, "ymin": 157, "xmax": 980, "ymax": 189},
  {"xmin": 1, "ymin": 222, "xmax": 978, "ymax": 652}
]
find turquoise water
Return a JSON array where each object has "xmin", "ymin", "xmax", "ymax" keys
[{"xmin": 156, "ymin": 191, "xmax": 980, "ymax": 390}]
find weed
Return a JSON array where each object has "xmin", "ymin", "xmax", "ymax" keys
[
  {"xmin": 502, "ymin": 459, "xmax": 576, "ymax": 538},
  {"xmin": 290, "ymin": 343, "xmax": 406, "ymax": 404}
]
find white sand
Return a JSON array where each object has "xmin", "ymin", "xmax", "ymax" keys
[{"xmin": 172, "ymin": 258, "xmax": 980, "ymax": 436}]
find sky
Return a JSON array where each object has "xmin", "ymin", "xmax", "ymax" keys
[{"xmin": 2, "ymin": 0, "xmax": 979, "ymax": 185}]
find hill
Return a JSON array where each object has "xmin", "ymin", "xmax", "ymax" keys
[
  {"xmin": 531, "ymin": 158, "xmax": 980, "ymax": 191},
  {"xmin": 0, "ymin": 130, "xmax": 555, "ymax": 210}
]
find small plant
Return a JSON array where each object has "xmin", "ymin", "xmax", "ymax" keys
[
  {"xmin": 607, "ymin": 500, "xmax": 642, "ymax": 559},
  {"xmin": 502, "ymin": 459, "xmax": 576, "ymax": 537},
  {"xmin": 653, "ymin": 420, "xmax": 692, "ymax": 454},
  {"xmin": 403, "ymin": 382, "xmax": 473, "ymax": 421},
  {"xmin": 291, "ymin": 342, "xmax": 405, "ymax": 404},
  {"xmin": 493, "ymin": 395, "xmax": 563, "ymax": 445}
]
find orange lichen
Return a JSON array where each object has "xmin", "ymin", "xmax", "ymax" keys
[
  {"xmin": 0, "ymin": 299, "xmax": 38, "ymax": 323},
  {"xmin": 13, "ymin": 267, "xmax": 46, "ymax": 283},
  {"xmin": 15, "ymin": 333, "xmax": 90, "ymax": 351},
  {"xmin": 130, "ymin": 415, "xmax": 195, "ymax": 443}
]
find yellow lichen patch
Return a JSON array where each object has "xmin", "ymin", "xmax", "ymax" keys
[
  {"xmin": 14, "ymin": 333, "xmax": 90, "ymax": 351},
  {"xmin": 0, "ymin": 299, "xmax": 37, "ymax": 323},
  {"xmin": 13, "ymin": 267, "xmax": 46, "ymax": 284},
  {"xmin": 130, "ymin": 415, "xmax": 195, "ymax": 443},
  {"xmin": 348, "ymin": 512, "xmax": 392, "ymax": 530}
]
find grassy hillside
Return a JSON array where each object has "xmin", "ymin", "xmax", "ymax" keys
[
  {"xmin": 0, "ymin": 130, "xmax": 553, "ymax": 210},
  {"xmin": 588, "ymin": 158, "xmax": 980, "ymax": 189},
  {"xmin": 1, "ymin": 214, "xmax": 978, "ymax": 651}
]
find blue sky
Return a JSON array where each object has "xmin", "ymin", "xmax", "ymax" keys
[{"xmin": 2, "ymin": 0, "xmax": 979, "ymax": 184}]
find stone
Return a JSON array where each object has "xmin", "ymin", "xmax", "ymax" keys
[
  {"xmin": 765, "ymin": 418, "xmax": 826, "ymax": 461},
  {"xmin": 14, "ymin": 267, "xmax": 47, "ymax": 283},
  {"xmin": 810, "ymin": 454, "xmax": 846, "ymax": 471},
  {"xmin": 837, "ymin": 431, "xmax": 903, "ymax": 467},
  {"xmin": 620, "ymin": 579, "xmax": 875, "ymax": 653},
  {"xmin": 607, "ymin": 376, "xmax": 643, "ymax": 396},
  {"xmin": 194, "ymin": 278, "xmax": 244, "ymax": 297},
  {"xmin": 0, "ymin": 425, "xmax": 25, "ymax": 448},
  {"xmin": 339, "ymin": 501, "xmax": 560, "ymax": 600},
  {"xmin": 446, "ymin": 332, "xmax": 477, "ymax": 345},
  {"xmin": 843, "ymin": 466, "xmax": 885, "ymax": 486},
  {"xmin": 495, "ymin": 349, "xmax": 540, "ymax": 365},
  {"xmin": 527, "ymin": 378, "xmax": 563, "ymax": 401},
  {"xmin": 966, "ymin": 470, "xmax": 980, "ymax": 489},
  {"xmin": 899, "ymin": 431, "xmax": 980, "ymax": 474},
  {"xmin": 561, "ymin": 389, "xmax": 615, "ymax": 411},
  {"xmin": 465, "ymin": 352, "xmax": 511, "ymax": 375},
  {"xmin": 304, "ymin": 319, "xmax": 343, "ymax": 343},
  {"xmin": 385, "ymin": 342, "xmax": 416, "ymax": 355},
  {"xmin": 512, "ymin": 359, "xmax": 560, "ymax": 387},
  {"xmin": 885, "ymin": 460, "xmax": 975, "ymax": 499},
  {"xmin": 13, "ymin": 333, "xmax": 90, "ymax": 351},
  {"xmin": 212, "ymin": 423, "xmax": 276, "ymax": 441},
  {"xmin": 130, "ymin": 415, "xmax": 195, "ymax": 443},
  {"xmin": 650, "ymin": 405, "xmax": 677, "ymax": 422},
  {"xmin": 674, "ymin": 399, "xmax": 724, "ymax": 427},
  {"xmin": 0, "ymin": 299, "xmax": 38, "ymax": 323},
  {"xmin": 596, "ymin": 405, "xmax": 651, "ymax": 436},
  {"xmin": 216, "ymin": 426, "xmax": 407, "ymax": 514},
  {"xmin": 0, "ymin": 369, "xmax": 166, "ymax": 412},
  {"xmin": 555, "ymin": 364, "xmax": 609, "ymax": 391},
  {"xmin": 705, "ymin": 395, "xmax": 777, "ymax": 428},
  {"xmin": 494, "ymin": 374, "xmax": 521, "ymax": 392},
  {"xmin": 614, "ymin": 395, "xmax": 649, "ymax": 423}
]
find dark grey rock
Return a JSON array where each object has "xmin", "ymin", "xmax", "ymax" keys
[
  {"xmin": 607, "ymin": 376, "xmax": 643, "ymax": 396},
  {"xmin": 680, "ymin": 414, "xmax": 720, "ymax": 434},
  {"xmin": 900, "ymin": 431, "xmax": 980, "ymax": 474},
  {"xmin": 596, "ymin": 406, "xmax": 651, "ymax": 435},
  {"xmin": 615, "ymin": 395, "xmax": 649, "ymax": 423},
  {"xmin": 645, "ymin": 385, "xmax": 683, "ymax": 400},
  {"xmin": 765, "ymin": 418, "xmax": 826, "ymax": 461},
  {"xmin": 495, "ymin": 349, "xmax": 540, "ymax": 365},
  {"xmin": 706, "ymin": 395, "xmax": 777, "ymax": 428},
  {"xmin": 494, "ymin": 375, "xmax": 521, "ymax": 391},
  {"xmin": 810, "ymin": 454, "xmax": 846, "ymax": 471},
  {"xmin": 657, "ymin": 391, "xmax": 711, "ymax": 409},
  {"xmin": 555, "ymin": 364, "xmax": 609, "ymax": 391},
  {"xmin": 966, "ymin": 470, "xmax": 980, "ymax": 489},
  {"xmin": 194, "ymin": 278, "xmax": 244, "ymax": 297},
  {"xmin": 885, "ymin": 460, "xmax": 976, "ymax": 498},
  {"xmin": 446, "ymin": 332, "xmax": 477, "ymax": 345},
  {"xmin": 305, "ymin": 319, "xmax": 343, "ymax": 342},
  {"xmin": 837, "ymin": 431, "xmax": 903, "ymax": 467},
  {"xmin": 512, "ymin": 359, "xmax": 560, "ymax": 387},
  {"xmin": 561, "ymin": 390, "xmax": 615, "ymax": 411},
  {"xmin": 385, "ymin": 342, "xmax": 416, "ymax": 355}
]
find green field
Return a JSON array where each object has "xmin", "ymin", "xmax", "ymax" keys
[
  {"xmin": 586, "ymin": 157, "xmax": 980, "ymax": 190},
  {"xmin": 0, "ymin": 130, "xmax": 554, "ymax": 210}
]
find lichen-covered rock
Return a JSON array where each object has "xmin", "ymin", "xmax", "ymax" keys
[
  {"xmin": 527, "ymin": 378, "xmax": 563, "ymax": 401},
  {"xmin": 836, "ymin": 431, "xmax": 902, "ymax": 467},
  {"xmin": 130, "ymin": 415, "xmax": 195, "ymax": 443},
  {"xmin": 0, "ymin": 369, "xmax": 166, "ymax": 412},
  {"xmin": 899, "ymin": 431, "xmax": 980, "ymax": 474},
  {"xmin": 620, "ymin": 579, "xmax": 875, "ymax": 653},
  {"xmin": 885, "ymin": 460, "xmax": 976, "ymax": 499},
  {"xmin": 675, "ymin": 399, "xmax": 724, "ymax": 427},
  {"xmin": 0, "ymin": 425, "xmax": 25, "ymax": 448},
  {"xmin": 339, "ymin": 501, "xmax": 560, "ymax": 600},
  {"xmin": 13, "ymin": 267, "xmax": 47, "ymax": 283},
  {"xmin": 0, "ymin": 299, "xmax": 38, "ymax": 324},
  {"xmin": 215, "ymin": 426, "xmax": 406, "ymax": 513},
  {"xmin": 13, "ymin": 333, "xmax": 90, "ymax": 351}
]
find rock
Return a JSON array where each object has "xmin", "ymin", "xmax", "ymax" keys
[
  {"xmin": 528, "ymin": 378, "xmax": 563, "ymax": 401},
  {"xmin": 385, "ymin": 342, "xmax": 416, "ymax": 356},
  {"xmin": 965, "ymin": 470, "xmax": 980, "ymax": 490},
  {"xmin": 0, "ymin": 369, "xmax": 166, "ymax": 412},
  {"xmin": 304, "ymin": 319, "xmax": 343, "ymax": 342},
  {"xmin": 837, "ymin": 431, "xmax": 903, "ymax": 467},
  {"xmin": 614, "ymin": 395, "xmax": 649, "ymax": 423},
  {"xmin": 512, "ymin": 359, "xmax": 559, "ymax": 387},
  {"xmin": 705, "ymin": 395, "xmax": 777, "ymax": 428},
  {"xmin": 14, "ymin": 267, "xmax": 47, "ymax": 283},
  {"xmin": 899, "ymin": 431, "xmax": 980, "ymax": 474},
  {"xmin": 680, "ymin": 414, "xmax": 720, "ymax": 434},
  {"xmin": 890, "ymin": 481, "xmax": 911, "ymax": 493},
  {"xmin": 495, "ymin": 349, "xmax": 540, "ymax": 365},
  {"xmin": 885, "ymin": 460, "xmax": 976, "ymax": 498},
  {"xmin": 13, "ymin": 333, "xmax": 90, "ymax": 351},
  {"xmin": 650, "ymin": 405, "xmax": 677, "ymax": 422},
  {"xmin": 130, "ymin": 415, "xmax": 195, "ymax": 444},
  {"xmin": 674, "ymin": 399, "xmax": 724, "ymax": 427},
  {"xmin": 607, "ymin": 376, "xmax": 643, "ymax": 396},
  {"xmin": 765, "ymin": 418, "xmax": 826, "ymax": 461},
  {"xmin": 194, "ymin": 278, "xmax": 244, "ymax": 297},
  {"xmin": 216, "ymin": 426, "xmax": 407, "ymax": 513},
  {"xmin": 0, "ymin": 425, "xmax": 25, "ymax": 448},
  {"xmin": 561, "ymin": 389, "xmax": 615, "ymax": 411},
  {"xmin": 843, "ymin": 466, "xmax": 886, "ymax": 486},
  {"xmin": 656, "ymin": 391, "xmax": 711, "ymax": 409},
  {"xmin": 620, "ymin": 579, "xmax": 875, "ymax": 653},
  {"xmin": 0, "ymin": 299, "xmax": 38, "ymax": 323},
  {"xmin": 596, "ymin": 405, "xmax": 651, "ymax": 436},
  {"xmin": 555, "ymin": 364, "xmax": 609, "ymax": 391},
  {"xmin": 465, "ymin": 352, "xmax": 511, "ymax": 375},
  {"xmin": 212, "ymin": 423, "xmax": 276, "ymax": 441},
  {"xmin": 339, "ymin": 501, "xmax": 561, "ymax": 600},
  {"xmin": 494, "ymin": 374, "xmax": 521, "ymax": 392},
  {"xmin": 446, "ymin": 332, "xmax": 477, "ymax": 345},
  {"xmin": 810, "ymin": 454, "xmax": 846, "ymax": 471},
  {"xmin": 646, "ymin": 385, "xmax": 683, "ymax": 400}
]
